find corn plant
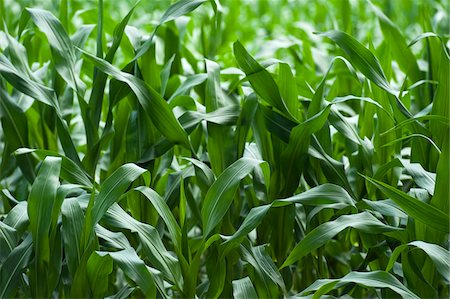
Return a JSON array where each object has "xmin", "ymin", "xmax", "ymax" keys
[{"xmin": 0, "ymin": 0, "xmax": 449, "ymax": 298}]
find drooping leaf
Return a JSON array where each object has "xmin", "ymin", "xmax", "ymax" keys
[
  {"xmin": 27, "ymin": 8, "xmax": 85, "ymax": 92},
  {"xmin": 90, "ymin": 163, "xmax": 148, "ymax": 225},
  {"xmin": 282, "ymin": 212, "xmax": 402, "ymax": 268},
  {"xmin": 234, "ymin": 41, "xmax": 293, "ymax": 118},
  {"xmin": 318, "ymin": 30, "xmax": 394, "ymax": 95},
  {"xmin": 97, "ymin": 249, "xmax": 157, "ymax": 298},
  {"xmin": 364, "ymin": 176, "xmax": 450, "ymax": 233},
  {"xmin": 300, "ymin": 271, "xmax": 420, "ymax": 299},
  {"xmin": 80, "ymin": 50, "xmax": 190, "ymax": 148},
  {"xmin": 386, "ymin": 241, "xmax": 450, "ymax": 284}
]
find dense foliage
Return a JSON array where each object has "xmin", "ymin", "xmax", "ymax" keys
[{"xmin": 0, "ymin": 0, "xmax": 449, "ymax": 298}]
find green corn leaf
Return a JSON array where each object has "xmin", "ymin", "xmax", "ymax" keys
[
  {"xmin": 364, "ymin": 176, "xmax": 450, "ymax": 233},
  {"xmin": 233, "ymin": 277, "xmax": 258, "ymax": 299},
  {"xmin": 205, "ymin": 59, "xmax": 229, "ymax": 175},
  {"xmin": 97, "ymin": 248, "xmax": 157, "ymax": 298},
  {"xmin": 0, "ymin": 84, "xmax": 35, "ymax": 182},
  {"xmin": 89, "ymin": 3, "xmax": 137, "ymax": 139},
  {"xmin": 202, "ymin": 158, "xmax": 269, "ymax": 237},
  {"xmin": 282, "ymin": 211, "xmax": 402, "ymax": 268},
  {"xmin": 103, "ymin": 204, "xmax": 184, "ymax": 291},
  {"xmin": 386, "ymin": 241, "xmax": 450, "ymax": 283},
  {"xmin": 222, "ymin": 184, "xmax": 355, "ymax": 253},
  {"xmin": 433, "ymin": 133, "xmax": 449, "ymax": 216},
  {"xmin": 234, "ymin": 41, "xmax": 293, "ymax": 118},
  {"xmin": 61, "ymin": 197, "xmax": 85, "ymax": 278},
  {"xmin": 27, "ymin": 8, "xmax": 85, "ymax": 93},
  {"xmin": 71, "ymin": 25, "xmax": 95, "ymax": 52},
  {"xmin": 280, "ymin": 105, "xmax": 331, "ymax": 194},
  {"xmin": 135, "ymin": 186, "xmax": 182, "ymax": 251},
  {"xmin": 160, "ymin": 55, "xmax": 175, "ymax": 96},
  {"xmin": 107, "ymin": 286, "xmax": 136, "ymax": 299},
  {"xmin": 0, "ymin": 53, "xmax": 59, "ymax": 110},
  {"xmin": 241, "ymin": 241, "xmax": 285, "ymax": 296},
  {"xmin": 2, "ymin": 28, "xmax": 35, "ymax": 78},
  {"xmin": 318, "ymin": 30, "xmax": 395, "ymax": 95},
  {"xmin": 400, "ymin": 159, "xmax": 435, "ymax": 195},
  {"xmin": 27, "ymin": 156, "xmax": 61, "ymax": 297},
  {"xmin": 0, "ymin": 235, "xmax": 33, "ymax": 298},
  {"xmin": 0, "ymin": 222, "xmax": 18, "ymax": 261},
  {"xmin": 360, "ymin": 199, "xmax": 408, "ymax": 219},
  {"xmin": 27, "ymin": 157, "xmax": 61, "ymax": 262},
  {"xmin": 1, "ymin": 1, "xmax": 448, "ymax": 297},
  {"xmin": 95, "ymin": 225, "xmax": 131, "ymax": 250},
  {"xmin": 300, "ymin": 271, "xmax": 420, "ymax": 299},
  {"xmin": 14, "ymin": 148, "xmax": 92, "ymax": 187},
  {"xmin": 159, "ymin": 0, "xmax": 207, "ymax": 25},
  {"xmin": 179, "ymin": 105, "xmax": 240, "ymax": 132},
  {"xmin": 87, "ymin": 252, "xmax": 114, "ymax": 299},
  {"xmin": 3, "ymin": 202, "xmax": 29, "ymax": 235},
  {"xmin": 90, "ymin": 163, "xmax": 148, "ymax": 226},
  {"xmin": 133, "ymin": 0, "xmax": 207, "ymax": 61},
  {"xmin": 278, "ymin": 62, "xmax": 300, "ymax": 120},
  {"xmin": 369, "ymin": 1, "xmax": 421, "ymax": 83},
  {"xmin": 169, "ymin": 73, "xmax": 208, "ymax": 101},
  {"xmin": 80, "ymin": 49, "xmax": 190, "ymax": 148},
  {"xmin": 0, "ymin": 54, "xmax": 81, "ymax": 166},
  {"xmin": 260, "ymin": 104, "xmax": 298, "ymax": 143},
  {"xmin": 235, "ymin": 93, "xmax": 258, "ymax": 157}
]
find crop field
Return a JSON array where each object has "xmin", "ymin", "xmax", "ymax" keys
[{"xmin": 0, "ymin": 0, "xmax": 449, "ymax": 298}]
